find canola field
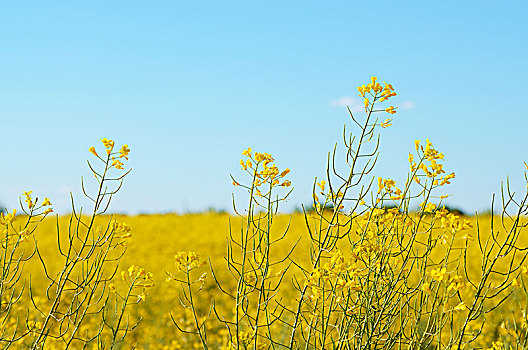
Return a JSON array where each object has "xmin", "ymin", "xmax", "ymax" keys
[
  {"xmin": 3, "ymin": 77, "xmax": 528, "ymax": 349},
  {"xmin": 5, "ymin": 212, "xmax": 528, "ymax": 349}
]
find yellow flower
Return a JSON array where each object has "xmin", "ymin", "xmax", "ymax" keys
[
  {"xmin": 429, "ymin": 267, "xmax": 447, "ymax": 282},
  {"xmin": 174, "ymin": 251, "xmax": 207, "ymax": 272},
  {"xmin": 42, "ymin": 197, "xmax": 52, "ymax": 206},
  {"xmin": 381, "ymin": 119, "xmax": 392, "ymax": 128},
  {"xmin": 488, "ymin": 341, "xmax": 503, "ymax": 350},
  {"xmin": 385, "ymin": 106, "xmax": 396, "ymax": 114},
  {"xmin": 119, "ymin": 144, "xmax": 130, "ymax": 160},
  {"xmin": 240, "ymin": 159, "xmax": 247, "ymax": 170},
  {"xmin": 113, "ymin": 222, "xmax": 132, "ymax": 239},
  {"xmin": 101, "ymin": 138, "xmax": 115, "ymax": 154},
  {"xmin": 0, "ymin": 209, "xmax": 16, "ymax": 225},
  {"xmin": 89, "ymin": 146, "xmax": 98, "ymax": 157},
  {"xmin": 242, "ymin": 147, "xmax": 252, "ymax": 157},
  {"xmin": 23, "ymin": 191, "xmax": 34, "ymax": 209},
  {"xmin": 101, "ymin": 138, "xmax": 114, "ymax": 149},
  {"xmin": 111, "ymin": 159, "xmax": 124, "ymax": 170},
  {"xmin": 440, "ymin": 172, "xmax": 455, "ymax": 186},
  {"xmin": 512, "ymin": 278, "xmax": 522, "ymax": 287},
  {"xmin": 422, "ymin": 202, "xmax": 437, "ymax": 213},
  {"xmin": 447, "ymin": 275, "xmax": 464, "ymax": 292},
  {"xmin": 414, "ymin": 140, "xmax": 420, "ymax": 151},
  {"xmin": 357, "ymin": 85, "xmax": 365, "ymax": 97}
]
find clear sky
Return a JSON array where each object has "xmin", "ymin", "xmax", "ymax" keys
[{"xmin": 1, "ymin": 1, "xmax": 527, "ymax": 215}]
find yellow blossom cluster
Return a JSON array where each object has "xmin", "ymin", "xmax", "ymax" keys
[
  {"xmin": 377, "ymin": 177, "xmax": 404, "ymax": 200},
  {"xmin": 420, "ymin": 201, "xmax": 437, "ymax": 213},
  {"xmin": 172, "ymin": 251, "xmax": 207, "ymax": 272},
  {"xmin": 119, "ymin": 265, "xmax": 154, "ymax": 302},
  {"xmin": 20, "ymin": 191, "xmax": 53, "ymax": 214},
  {"xmin": 357, "ymin": 76, "xmax": 397, "ymax": 114},
  {"xmin": 101, "ymin": 138, "xmax": 115, "ymax": 151},
  {"xmin": 113, "ymin": 221, "xmax": 132, "ymax": 239},
  {"xmin": 305, "ymin": 250, "xmax": 360, "ymax": 301},
  {"xmin": 23, "ymin": 191, "xmax": 34, "ymax": 209},
  {"xmin": 410, "ymin": 139, "xmax": 455, "ymax": 186},
  {"xmin": 381, "ymin": 118, "xmax": 393, "ymax": 127},
  {"xmin": 89, "ymin": 138, "xmax": 130, "ymax": 170},
  {"xmin": 435, "ymin": 207, "xmax": 473, "ymax": 234},
  {"xmin": 235, "ymin": 148, "xmax": 291, "ymax": 194},
  {"xmin": 0, "ymin": 209, "xmax": 16, "ymax": 226},
  {"xmin": 119, "ymin": 144, "xmax": 130, "ymax": 160},
  {"xmin": 487, "ymin": 341, "xmax": 504, "ymax": 350},
  {"xmin": 313, "ymin": 180, "xmax": 345, "ymax": 211},
  {"xmin": 428, "ymin": 267, "xmax": 465, "ymax": 293}
]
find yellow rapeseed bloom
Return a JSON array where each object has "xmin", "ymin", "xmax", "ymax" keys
[
  {"xmin": 111, "ymin": 159, "xmax": 124, "ymax": 169},
  {"xmin": 89, "ymin": 146, "xmax": 98, "ymax": 157},
  {"xmin": 242, "ymin": 147, "xmax": 252, "ymax": 157},
  {"xmin": 429, "ymin": 267, "xmax": 447, "ymax": 282},
  {"xmin": 23, "ymin": 191, "xmax": 34, "ymax": 209},
  {"xmin": 381, "ymin": 118, "xmax": 392, "ymax": 128},
  {"xmin": 119, "ymin": 144, "xmax": 130, "ymax": 160},
  {"xmin": 0, "ymin": 209, "xmax": 16, "ymax": 225},
  {"xmin": 174, "ymin": 251, "xmax": 207, "ymax": 272},
  {"xmin": 385, "ymin": 106, "xmax": 396, "ymax": 114},
  {"xmin": 101, "ymin": 138, "xmax": 114, "ymax": 150}
]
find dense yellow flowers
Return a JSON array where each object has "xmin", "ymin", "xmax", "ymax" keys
[
  {"xmin": 119, "ymin": 144, "xmax": 130, "ymax": 159},
  {"xmin": 89, "ymin": 138, "xmax": 130, "ymax": 174},
  {"xmin": 23, "ymin": 191, "xmax": 34, "ymax": 209},
  {"xmin": 101, "ymin": 137, "xmax": 115, "ymax": 154},
  {"xmin": 120, "ymin": 265, "xmax": 155, "ymax": 302},
  {"xmin": 172, "ymin": 251, "xmax": 207, "ymax": 272},
  {"xmin": 357, "ymin": 76, "xmax": 397, "ymax": 119},
  {"xmin": 0, "ymin": 209, "xmax": 16, "ymax": 225},
  {"xmin": 236, "ymin": 148, "xmax": 292, "ymax": 196}
]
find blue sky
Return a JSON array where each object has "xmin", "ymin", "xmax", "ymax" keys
[{"xmin": 1, "ymin": 1, "xmax": 527, "ymax": 214}]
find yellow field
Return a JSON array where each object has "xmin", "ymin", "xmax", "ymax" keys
[
  {"xmin": 4, "ymin": 212, "xmax": 526, "ymax": 349},
  {"xmin": 20, "ymin": 213, "xmax": 309, "ymax": 349}
]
